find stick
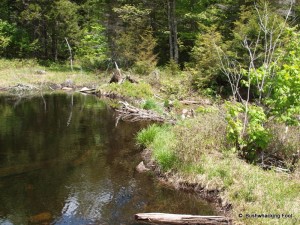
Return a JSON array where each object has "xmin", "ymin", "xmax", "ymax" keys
[{"xmin": 65, "ymin": 37, "xmax": 73, "ymax": 71}]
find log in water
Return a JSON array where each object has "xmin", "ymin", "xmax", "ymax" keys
[{"xmin": 135, "ymin": 213, "xmax": 232, "ymax": 225}]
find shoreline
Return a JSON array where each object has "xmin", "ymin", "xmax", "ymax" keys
[{"xmin": 139, "ymin": 148, "xmax": 232, "ymax": 218}]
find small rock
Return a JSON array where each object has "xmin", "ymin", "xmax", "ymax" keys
[
  {"xmin": 35, "ymin": 70, "xmax": 46, "ymax": 75},
  {"xmin": 182, "ymin": 109, "xmax": 188, "ymax": 114},
  {"xmin": 62, "ymin": 87, "xmax": 73, "ymax": 91},
  {"xmin": 136, "ymin": 161, "xmax": 150, "ymax": 173}
]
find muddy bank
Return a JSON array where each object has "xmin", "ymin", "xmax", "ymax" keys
[{"xmin": 138, "ymin": 148, "xmax": 233, "ymax": 218}]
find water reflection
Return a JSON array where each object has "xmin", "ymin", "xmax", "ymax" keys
[{"xmin": 0, "ymin": 93, "xmax": 216, "ymax": 225}]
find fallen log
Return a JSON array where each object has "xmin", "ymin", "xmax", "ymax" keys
[
  {"xmin": 135, "ymin": 213, "xmax": 232, "ymax": 225},
  {"xmin": 116, "ymin": 101, "xmax": 166, "ymax": 123},
  {"xmin": 180, "ymin": 99, "xmax": 212, "ymax": 105}
]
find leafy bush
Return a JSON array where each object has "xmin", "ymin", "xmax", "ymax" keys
[
  {"xmin": 264, "ymin": 28, "xmax": 300, "ymax": 126},
  {"xmin": 225, "ymin": 102, "xmax": 270, "ymax": 160},
  {"xmin": 160, "ymin": 72, "xmax": 191, "ymax": 99}
]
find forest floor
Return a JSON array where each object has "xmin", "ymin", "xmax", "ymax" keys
[{"xmin": 0, "ymin": 59, "xmax": 299, "ymax": 225}]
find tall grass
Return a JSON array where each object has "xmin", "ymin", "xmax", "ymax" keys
[
  {"xmin": 136, "ymin": 108, "xmax": 300, "ymax": 225},
  {"xmin": 137, "ymin": 124, "xmax": 178, "ymax": 171}
]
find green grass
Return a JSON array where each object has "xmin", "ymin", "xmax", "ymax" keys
[
  {"xmin": 0, "ymin": 58, "xmax": 100, "ymax": 88},
  {"xmin": 101, "ymin": 80, "xmax": 153, "ymax": 99},
  {"xmin": 136, "ymin": 124, "xmax": 162, "ymax": 147},
  {"xmin": 141, "ymin": 98, "xmax": 164, "ymax": 114},
  {"xmin": 137, "ymin": 124, "xmax": 178, "ymax": 171},
  {"xmin": 136, "ymin": 108, "xmax": 300, "ymax": 225}
]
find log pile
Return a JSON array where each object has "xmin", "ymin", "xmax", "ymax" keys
[
  {"xmin": 116, "ymin": 101, "xmax": 165, "ymax": 123},
  {"xmin": 135, "ymin": 213, "xmax": 232, "ymax": 225}
]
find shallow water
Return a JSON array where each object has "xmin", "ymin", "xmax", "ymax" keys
[{"xmin": 0, "ymin": 93, "xmax": 216, "ymax": 225}]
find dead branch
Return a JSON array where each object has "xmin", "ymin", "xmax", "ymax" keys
[
  {"xmin": 65, "ymin": 37, "xmax": 73, "ymax": 71},
  {"xmin": 116, "ymin": 101, "xmax": 166, "ymax": 124}
]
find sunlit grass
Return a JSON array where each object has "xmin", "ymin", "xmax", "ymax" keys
[
  {"xmin": 0, "ymin": 59, "xmax": 101, "ymax": 88},
  {"xmin": 100, "ymin": 80, "xmax": 154, "ymax": 99}
]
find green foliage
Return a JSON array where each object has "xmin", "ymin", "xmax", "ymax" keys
[
  {"xmin": 133, "ymin": 30, "xmax": 158, "ymax": 75},
  {"xmin": 195, "ymin": 105, "xmax": 217, "ymax": 114},
  {"xmin": 225, "ymin": 102, "xmax": 270, "ymax": 160},
  {"xmin": 76, "ymin": 23, "xmax": 108, "ymax": 70},
  {"xmin": 0, "ymin": 19, "xmax": 35, "ymax": 57},
  {"xmin": 113, "ymin": 4, "xmax": 157, "ymax": 68},
  {"xmin": 160, "ymin": 72, "xmax": 191, "ymax": 99},
  {"xmin": 190, "ymin": 29, "xmax": 224, "ymax": 92},
  {"xmin": 0, "ymin": 19, "xmax": 13, "ymax": 54},
  {"xmin": 265, "ymin": 28, "xmax": 300, "ymax": 126},
  {"xmin": 164, "ymin": 60, "xmax": 180, "ymax": 76}
]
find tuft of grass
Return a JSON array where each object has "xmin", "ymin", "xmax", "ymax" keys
[
  {"xmin": 151, "ymin": 127, "xmax": 178, "ymax": 171},
  {"xmin": 103, "ymin": 80, "xmax": 153, "ymax": 98},
  {"xmin": 141, "ymin": 98, "xmax": 164, "ymax": 114},
  {"xmin": 136, "ymin": 124, "xmax": 178, "ymax": 171},
  {"xmin": 136, "ymin": 124, "xmax": 162, "ymax": 147}
]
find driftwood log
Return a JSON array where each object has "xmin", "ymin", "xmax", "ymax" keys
[
  {"xmin": 116, "ymin": 101, "xmax": 165, "ymax": 124},
  {"xmin": 135, "ymin": 213, "xmax": 232, "ymax": 225},
  {"xmin": 78, "ymin": 87, "xmax": 97, "ymax": 94}
]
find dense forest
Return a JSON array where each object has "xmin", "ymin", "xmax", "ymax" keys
[
  {"xmin": 1, "ymin": 1, "xmax": 300, "ymax": 224},
  {"xmin": 0, "ymin": 0, "xmax": 297, "ymax": 66}
]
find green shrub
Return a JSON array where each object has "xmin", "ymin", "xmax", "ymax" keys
[
  {"xmin": 190, "ymin": 29, "xmax": 224, "ymax": 91},
  {"xmin": 225, "ymin": 102, "xmax": 270, "ymax": 161}
]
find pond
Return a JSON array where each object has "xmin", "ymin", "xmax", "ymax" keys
[{"xmin": 0, "ymin": 93, "xmax": 216, "ymax": 225}]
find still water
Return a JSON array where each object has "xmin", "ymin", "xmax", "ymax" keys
[{"xmin": 0, "ymin": 93, "xmax": 215, "ymax": 225}]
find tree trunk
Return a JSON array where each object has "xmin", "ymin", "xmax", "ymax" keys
[{"xmin": 168, "ymin": 0, "xmax": 178, "ymax": 64}]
